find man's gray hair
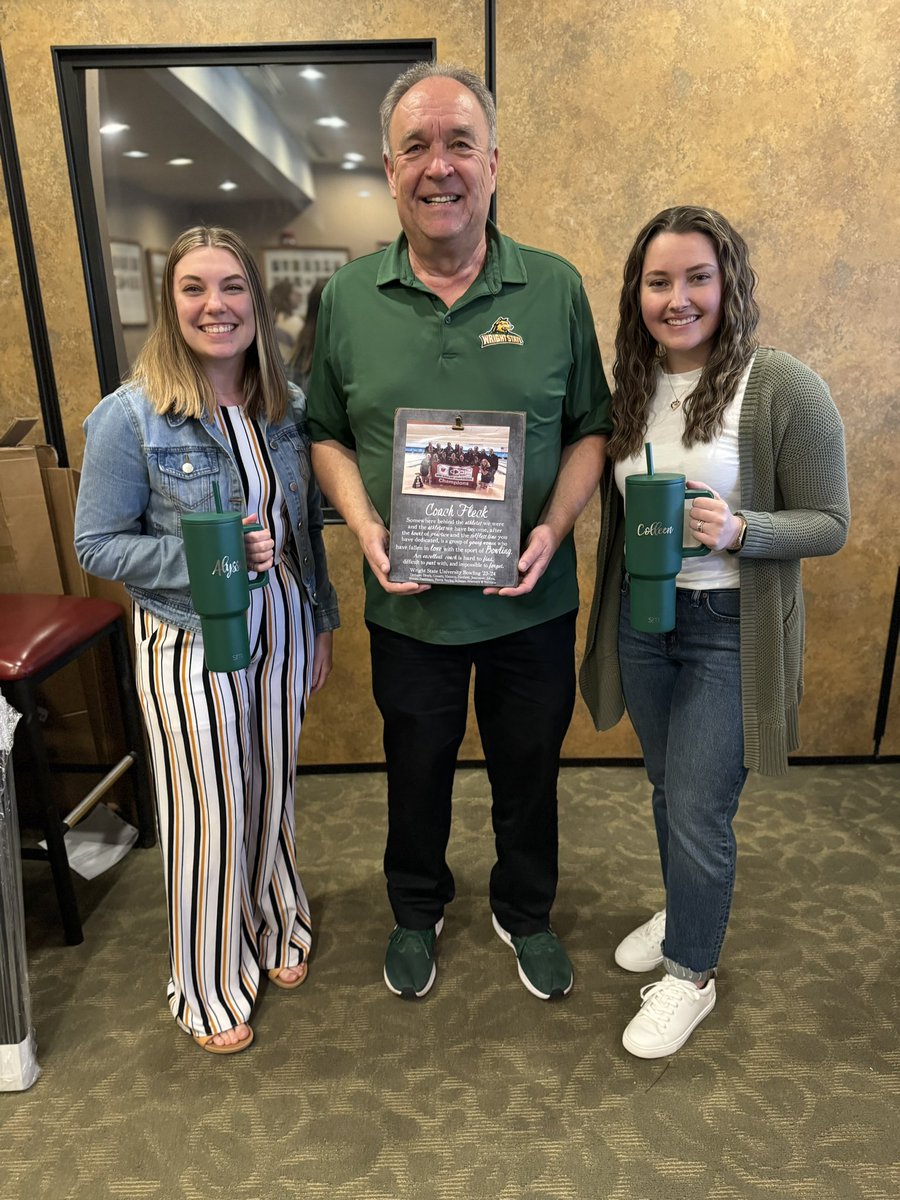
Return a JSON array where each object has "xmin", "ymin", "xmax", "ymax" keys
[{"xmin": 380, "ymin": 61, "xmax": 497, "ymax": 161}]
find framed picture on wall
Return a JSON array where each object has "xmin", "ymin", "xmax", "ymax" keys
[
  {"xmin": 262, "ymin": 247, "xmax": 349, "ymax": 311},
  {"xmin": 146, "ymin": 248, "xmax": 167, "ymax": 318},
  {"xmin": 109, "ymin": 239, "xmax": 148, "ymax": 326}
]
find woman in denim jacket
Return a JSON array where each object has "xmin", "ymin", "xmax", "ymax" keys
[{"xmin": 75, "ymin": 227, "xmax": 339, "ymax": 1054}]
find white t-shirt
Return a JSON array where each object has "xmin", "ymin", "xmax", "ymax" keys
[{"xmin": 614, "ymin": 355, "xmax": 754, "ymax": 589}]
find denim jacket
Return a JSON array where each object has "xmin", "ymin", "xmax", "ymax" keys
[{"xmin": 75, "ymin": 381, "xmax": 339, "ymax": 635}]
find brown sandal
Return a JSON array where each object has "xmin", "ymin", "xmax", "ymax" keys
[
  {"xmin": 267, "ymin": 962, "xmax": 308, "ymax": 990},
  {"xmin": 192, "ymin": 1026, "xmax": 254, "ymax": 1055}
]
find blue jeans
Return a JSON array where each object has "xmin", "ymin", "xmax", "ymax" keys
[{"xmin": 618, "ymin": 582, "xmax": 748, "ymax": 981}]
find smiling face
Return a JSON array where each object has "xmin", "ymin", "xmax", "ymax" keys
[
  {"xmin": 384, "ymin": 76, "xmax": 497, "ymax": 264},
  {"xmin": 640, "ymin": 231, "xmax": 723, "ymax": 372},
  {"xmin": 173, "ymin": 246, "xmax": 256, "ymax": 373}
]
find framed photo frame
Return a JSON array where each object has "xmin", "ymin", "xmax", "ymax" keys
[
  {"xmin": 388, "ymin": 409, "xmax": 526, "ymax": 588},
  {"xmin": 145, "ymin": 248, "xmax": 167, "ymax": 318},
  {"xmin": 261, "ymin": 246, "xmax": 349, "ymax": 311},
  {"xmin": 109, "ymin": 239, "xmax": 148, "ymax": 326}
]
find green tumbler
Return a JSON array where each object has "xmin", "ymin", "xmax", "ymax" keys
[
  {"xmin": 624, "ymin": 472, "xmax": 714, "ymax": 632},
  {"xmin": 180, "ymin": 511, "xmax": 268, "ymax": 672}
]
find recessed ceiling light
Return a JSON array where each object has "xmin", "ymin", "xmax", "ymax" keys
[
  {"xmin": 315, "ymin": 116, "xmax": 347, "ymax": 129},
  {"xmin": 123, "ymin": 150, "xmax": 148, "ymax": 159},
  {"xmin": 344, "ymin": 152, "xmax": 364, "ymax": 163},
  {"xmin": 299, "ymin": 67, "xmax": 325, "ymax": 81},
  {"xmin": 357, "ymin": 190, "xmax": 371, "ymax": 198},
  {"xmin": 218, "ymin": 180, "xmax": 238, "ymax": 191},
  {"xmin": 99, "ymin": 122, "xmax": 130, "ymax": 135},
  {"xmin": 167, "ymin": 157, "xmax": 194, "ymax": 167},
  {"xmin": 340, "ymin": 161, "xmax": 358, "ymax": 171}
]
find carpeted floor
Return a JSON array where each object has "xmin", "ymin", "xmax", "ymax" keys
[{"xmin": 1, "ymin": 764, "xmax": 898, "ymax": 1199}]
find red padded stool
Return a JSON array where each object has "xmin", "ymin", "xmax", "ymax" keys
[{"xmin": 0, "ymin": 593, "xmax": 156, "ymax": 945}]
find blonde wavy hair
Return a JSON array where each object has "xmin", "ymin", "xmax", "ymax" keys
[
  {"xmin": 128, "ymin": 226, "xmax": 288, "ymax": 423},
  {"xmin": 609, "ymin": 206, "xmax": 760, "ymax": 461}
]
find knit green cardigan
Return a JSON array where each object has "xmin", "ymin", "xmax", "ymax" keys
[{"xmin": 578, "ymin": 348, "xmax": 850, "ymax": 776}]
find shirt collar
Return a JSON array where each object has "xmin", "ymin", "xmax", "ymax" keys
[{"xmin": 375, "ymin": 220, "xmax": 528, "ymax": 294}]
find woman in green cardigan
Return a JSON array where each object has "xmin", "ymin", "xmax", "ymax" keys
[{"xmin": 580, "ymin": 206, "xmax": 849, "ymax": 1059}]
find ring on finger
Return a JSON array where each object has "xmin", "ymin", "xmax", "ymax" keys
[{"xmin": 697, "ymin": 520, "xmax": 704, "ymax": 534}]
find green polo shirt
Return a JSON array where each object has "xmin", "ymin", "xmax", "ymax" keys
[{"xmin": 307, "ymin": 223, "xmax": 611, "ymax": 644}]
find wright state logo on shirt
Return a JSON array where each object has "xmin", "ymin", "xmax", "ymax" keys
[{"xmin": 479, "ymin": 316, "xmax": 525, "ymax": 348}]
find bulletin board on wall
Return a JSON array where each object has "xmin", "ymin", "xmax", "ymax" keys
[
  {"xmin": 145, "ymin": 248, "xmax": 167, "ymax": 319},
  {"xmin": 262, "ymin": 247, "xmax": 349, "ymax": 310},
  {"xmin": 109, "ymin": 239, "xmax": 148, "ymax": 327}
]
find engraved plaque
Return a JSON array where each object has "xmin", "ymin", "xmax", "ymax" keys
[{"xmin": 388, "ymin": 409, "xmax": 526, "ymax": 588}]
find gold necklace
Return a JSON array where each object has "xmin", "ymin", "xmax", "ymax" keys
[
  {"xmin": 662, "ymin": 367, "xmax": 681, "ymax": 410},
  {"xmin": 661, "ymin": 364, "xmax": 684, "ymax": 411}
]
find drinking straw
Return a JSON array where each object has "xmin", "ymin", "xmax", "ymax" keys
[
  {"xmin": 644, "ymin": 443, "xmax": 654, "ymax": 475},
  {"xmin": 212, "ymin": 481, "xmax": 223, "ymax": 513}
]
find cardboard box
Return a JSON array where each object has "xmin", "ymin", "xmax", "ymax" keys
[
  {"xmin": 41, "ymin": 464, "xmax": 131, "ymax": 612},
  {"xmin": 40, "ymin": 462, "xmax": 130, "ymax": 765},
  {"xmin": 0, "ymin": 421, "xmax": 64, "ymax": 596},
  {"xmin": 0, "ymin": 419, "xmax": 130, "ymax": 817}
]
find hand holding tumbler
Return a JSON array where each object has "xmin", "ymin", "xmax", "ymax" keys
[
  {"xmin": 180, "ymin": 510, "xmax": 268, "ymax": 672},
  {"xmin": 625, "ymin": 444, "xmax": 713, "ymax": 632}
]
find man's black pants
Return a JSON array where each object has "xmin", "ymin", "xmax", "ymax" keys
[{"xmin": 368, "ymin": 610, "xmax": 577, "ymax": 936}]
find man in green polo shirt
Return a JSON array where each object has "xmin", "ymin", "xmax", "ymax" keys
[{"xmin": 307, "ymin": 61, "xmax": 611, "ymax": 1002}]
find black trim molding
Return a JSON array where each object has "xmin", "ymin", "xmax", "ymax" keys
[
  {"xmin": 298, "ymin": 754, "xmax": 899, "ymax": 775},
  {"xmin": 485, "ymin": 0, "xmax": 497, "ymax": 226}
]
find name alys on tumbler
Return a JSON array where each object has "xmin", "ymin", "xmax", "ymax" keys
[{"xmin": 211, "ymin": 556, "xmax": 241, "ymax": 578}]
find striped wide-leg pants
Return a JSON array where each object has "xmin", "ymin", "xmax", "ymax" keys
[{"xmin": 133, "ymin": 562, "xmax": 314, "ymax": 1037}]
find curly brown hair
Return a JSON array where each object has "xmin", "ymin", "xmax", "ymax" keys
[{"xmin": 609, "ymin": 206, "xmax": 760, "ymax": 461}]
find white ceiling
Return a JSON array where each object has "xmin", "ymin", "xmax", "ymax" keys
[{"xmin": 97, "ymin": 60, "xmax": 405, "ymax": 205}]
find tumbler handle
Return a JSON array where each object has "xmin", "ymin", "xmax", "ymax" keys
[
  {"xmin": 682, "ymin": 487, "xmax": 715, "ymax": 559},
  {"xmin": 243, "ymin": 521, "xmax": 269, "ymax": 589}
]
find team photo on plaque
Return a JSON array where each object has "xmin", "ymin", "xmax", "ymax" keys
[{"xmin": 389, "ymin": 409, "xmax": 526, "ymax": 588}]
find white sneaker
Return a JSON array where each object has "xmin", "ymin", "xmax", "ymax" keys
[
  {"xmin": 614, "ymin": 909, "xmax": 666, "ymax": 972},
  {"xmin": 622, "ymin": 975, "xmax": 716, "ymax": 1059}
]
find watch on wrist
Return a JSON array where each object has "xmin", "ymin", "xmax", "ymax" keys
[{"xmin": 727, "ymin": 512, "xmax": 748, "ymax": 554}]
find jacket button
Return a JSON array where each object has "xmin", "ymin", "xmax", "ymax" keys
[
  {"xmin": 270, "ymin": 440, "xmax": 277, "ymax": 450},
  {"xmin": 289, "ymin": 482, "xmax": 298, "ymax": 492},
  {"xmin": 303, "ymin": 555, "xmax": 309, "ymax": 564},
  {"xmin": 182, "ymin": 462, "xmax": 194, "ymax": 474}
]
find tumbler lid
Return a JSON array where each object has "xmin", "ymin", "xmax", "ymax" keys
[
  {"xmin": 626, "ymin": 472, "xmax": 683, "ymax": 486},
  {"xmin": 180, "ymin": 510, "xmax": 240, "ymax": 526}
]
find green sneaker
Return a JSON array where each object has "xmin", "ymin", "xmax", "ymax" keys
[
  {"xmin": 492, "ymin": 913, "xmax": 573, "ymax": 1000},
  {"xmin": 383, "ymin": 918, "xmax": 444, "ymax": 998}
]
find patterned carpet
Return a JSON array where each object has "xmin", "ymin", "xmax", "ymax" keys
[{"xmin": 1, "ymin": 764, "xmax": 898, "ymax": 1199}]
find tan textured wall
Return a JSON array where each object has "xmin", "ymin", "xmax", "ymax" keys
[
  {"xmin": 0, "ymin": 184, "xmax": 41, "ymax": 441},
  {"xmin": 498, "ymin": 0, "xmax": 898, "ymax": 760},
  {"xmin": 1, "ymin": 0, "xmax": 896, "ymax": 763}
]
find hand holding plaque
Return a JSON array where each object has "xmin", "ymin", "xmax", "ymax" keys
[{"xmin": 387, "ymin": 409, "xmax": 526, "ymax": 588}]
